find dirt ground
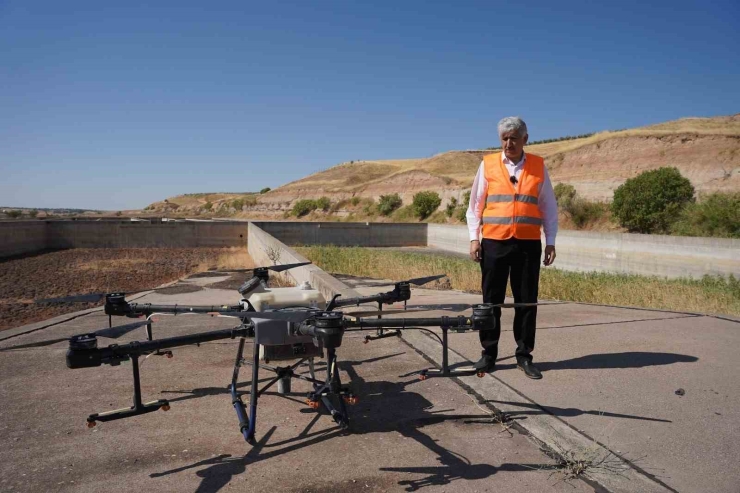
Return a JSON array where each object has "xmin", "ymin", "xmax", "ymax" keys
[{"xmin": 0, "ymin": 248, "xmax": 251, "ymax": 331}]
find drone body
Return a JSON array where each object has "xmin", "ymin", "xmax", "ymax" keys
[{"xmin": 29, "ymin": 262, "xmax": 542, "ymax": 446}]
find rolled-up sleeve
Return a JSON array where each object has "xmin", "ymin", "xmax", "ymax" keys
[{"xmin": 466, "ymin": 162, "xmax": 488, "ymax": 241}]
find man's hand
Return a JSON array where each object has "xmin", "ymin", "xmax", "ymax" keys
[
  {"xmin": 470, "ymin": 240, "xmax": 481, "ymax": 262},
  {"xmin": 543, "ymin": 245, "xmax": 556, "ymax": 266}
]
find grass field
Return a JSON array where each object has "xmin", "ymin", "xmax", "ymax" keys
[{"xmin": 295, "ymin": 245, "xmax": 740, "ymax": 317}]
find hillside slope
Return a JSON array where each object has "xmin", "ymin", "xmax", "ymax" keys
[{"xmin": 149, "ymin": 114, "xmax": 740, "ymax": 216}]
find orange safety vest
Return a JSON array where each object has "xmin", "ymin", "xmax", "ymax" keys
[{"xmin": 481, "ymin": 152, "xmax": 544, "ymax": 240}]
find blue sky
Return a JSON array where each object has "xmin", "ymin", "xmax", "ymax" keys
[{"xmin": 1, "ymin": 0, "xmax": 738, "ymax": 210}]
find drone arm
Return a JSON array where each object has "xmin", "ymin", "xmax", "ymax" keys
[
  {"xmin": 67, "ymin": 325, "xmax": 251, "ymax": 369},
  {"xmin": 345, "ymin": 304, "xmax": 494, "ymax": 331},
  {"xmin": 126, "ymin": 303, "xmax": 245, "ymax": 316}
]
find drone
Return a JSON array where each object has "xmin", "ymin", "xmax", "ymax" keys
[{"xmin": 17, "ymin": 261, "xmax": 543, "ymax": 445}]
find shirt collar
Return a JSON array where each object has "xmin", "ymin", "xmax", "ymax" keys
[{"xmin": 502, "ymin": 151, "xmax": 526, "ymax": 167}]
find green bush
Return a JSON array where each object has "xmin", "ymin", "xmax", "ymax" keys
[
  {"xmin": 231, "ymin": 199, "xmax": 245, "ymax": 211},
  {"xmin": 203, "ymin": 201, "xmax": 213, "ymax": 211},
  {"xmin": 378, "ymin": 193, "xmax": 403, "ymax": 216},
  {"xmin": 6, "ymin": 210, "xmax": 22, "ymax": 218},
  {"xmin": 350, "ymin": 197, "xmax": 361, "ymax": 206},
  {"xmin": 412, "ymin": 191, "xmax": 442, "ymax": 219},
  {"xmin": 567, "ymin": 198, "xmax": 609, "ymax": 228},
  {"xmin": 455, "ymin": 191, "xmax": 471, "ymax": 222},
  {"xmin": 316, "ymin": 196, "xmax": 331, "ymax": 212},
  {"xmin": 554, "ymin": 183, "xmax": 577, "ymax": 206},
  {"xmin": 292, "ymin": 199, "xmax": 318, "ymax": 217},
  {"xmin": 362, "ymin": 198, "xmax": 376, "ymax": 215},
  {"xmin": 612, "ymin": 167, "xmax": 695, "ymax": 234},
  {"xmin": 29, "ymin": 209, "xmax": 39, "ymax": 218},
  {"xmin": 671, "ymin": 192, "xmax": 740, "ymax": 238},
  {"xmin": 260, "ymin": 187, "xmax": 271, "ymax": 194}
]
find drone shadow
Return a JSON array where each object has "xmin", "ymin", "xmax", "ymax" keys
[
  {"xmin": 150, "ymin": 351, "xmax": 548, "ymax": 492},
  {"xmin": 484, "ymin": 399, "xmax": 671, "ymax": 423}
]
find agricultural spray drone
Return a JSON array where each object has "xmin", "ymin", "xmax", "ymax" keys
[{"xmin": 20, "ymin": 261, "xmax": 541, "ymax": 445}]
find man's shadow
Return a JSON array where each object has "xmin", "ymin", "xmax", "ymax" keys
[
  {"xmin": 496, "ymin": 351, "xmax": 698, "ymax": 372},
  {"xmin": 151, "ymin": 352, "xmax": 543, "ymax": 492}
]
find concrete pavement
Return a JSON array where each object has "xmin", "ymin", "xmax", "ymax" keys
[
  {"xmin": 343, "ymin": 277, "xmax": 740, "ymax": 493},
  {"xmin": 0, "ymin": 277, "xmax": 596, "ymax": 493}
]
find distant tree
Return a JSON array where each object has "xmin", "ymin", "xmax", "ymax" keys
[
  {"xmin": 377, "ymin": 193, "xmax": 403, "ymax": 216},
  {"xmin": 259, "ymin": 187, "xmax": 271, "ymax": 194},
  {"xmin": 7, "ymin": 210, "xmax": 22, "ymax": 218},
  {"xmin": 28, "ymin": 209, "xmax": 39, "ymax": 218},
  {"xmin": 612, "ymin": 167, "xmax": 694, "ymax": 234},
  {"xmin": 412, "ymin": 191, "xmax": 442, "ymax": 219}
]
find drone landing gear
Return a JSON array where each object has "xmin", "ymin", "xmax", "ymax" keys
[
  {"xmin": 230, "ymin": 340, "xmax": 355, "ymax": 444},
  {"xmin": 305, "ymin": 348, "xmax": 355, "ymax": 429},
  {"xmin": 86, "ymin": 354, "xmax": 170, "ymax": 427},
  {"xmin": 419, "ymin": 326, "xmax": 486, "ymax": 380}
]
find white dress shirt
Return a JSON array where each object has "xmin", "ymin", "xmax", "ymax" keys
[{"xmin": 466, "ymin": 152, "xmax": 558, "ymax": 245}]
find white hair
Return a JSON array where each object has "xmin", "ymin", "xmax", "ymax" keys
[{"xmin": 498, "ymin": 117, "xmax": 528, "ymax": 138}]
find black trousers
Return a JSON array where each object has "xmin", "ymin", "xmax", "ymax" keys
[{"xmin": 479, "ymin": 238, "xmax": 541, "ymax": 364}]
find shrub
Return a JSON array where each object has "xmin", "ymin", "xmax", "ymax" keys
[
  {"xmin": 554, "ymin": 183, "xmax": 577, "ymax": 207},
  {"xmin": 203, "ymin": 201, "xmax": 213, "ymax": 211},
  {"xmin": 377, "ymin": 193, "xmax": 403, "ymax": 216},
  {"xmin": 350, "ymin": 197, "xmax": 361, "ymax": 206},
  {"xmin": 445, "ymin": 197, "xmax": 458, "ymax": 217},
  {"xmin": 316, "ymin": 196, "xmax": 331, "ymax": 212},
  {"xmin": 412, "ymin": 191, "xmax": 442, "ymax": 219},
  {"xmin": 362, "ymin": 198, "xmax": 376, "ymax": 215},
  {"xmin": 292, "ymin": 199, "xmax": 318, "ymax": 217},
  {"xmin": 29, "ymin": 209, "xmax": 39, "ymax": 218},
  {"xmin": 567, "ymin": 198, "xmax": 609, "ymax": 228},
  {"xmin": 671, "ymin": 192, "xmax": 740, "ymax": 238},
  {"xmin": 231, "ymin": 199, "xmax": 245, "ymax": 211},
  {"xmin": 612, "ymin": 167, "xmax": 695, "ymax": 234},
  {"xmin": 7, "ymin": 210, "xmax": 22, "ymax": 218},
  {"xmin": 260, "ymin": 187, "xmax": 271, "ymax": 194}
]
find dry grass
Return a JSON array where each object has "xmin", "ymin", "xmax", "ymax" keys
[
  {"xmin": 194, "ymin": 247, "xmax": 254, "ymax": 272},
  {"xmin": 294, "ymin": 246, "xmax": 740, "ymax": 316}
]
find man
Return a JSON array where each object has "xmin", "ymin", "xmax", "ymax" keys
[{"xmin": 466, "ymin": 116, "xmax": 558, "ymax": 380}]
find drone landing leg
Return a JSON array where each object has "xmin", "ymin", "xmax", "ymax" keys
[
  {"xmin": 308, "ymin": 349, "xmax": 352, "ymax": 429},
  {"xmin": 87, "ymin": 354, "xmax": 169, "ymax": 427},
  {"xmin": 419, "ymin": 327, "xmax": 484, "ymax": 380},
  {"xmin": 230, "ymin": 337, "xmax": 255, "ymax": 444}
]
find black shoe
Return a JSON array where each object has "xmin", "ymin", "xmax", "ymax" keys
[
  {"xmin": 517, "ymin": 360, "xmax": 542, "ymax": 379},
  {"xmin": 473, "ymin": 354, "xmax": 496, "ymax": 373}
]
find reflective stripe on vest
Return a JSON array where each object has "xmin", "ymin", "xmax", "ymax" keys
[
  {"xmin": 486, "ymin": 193, "xmax": 539, "ymax": 205},
  {"xmin": 482, "ymin": 216, "xmax": 543, "ymax": 225}
]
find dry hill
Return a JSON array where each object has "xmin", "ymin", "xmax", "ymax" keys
[{"xmin": 148, "ymin": 114, "xmax": 740, "ymax": 217}]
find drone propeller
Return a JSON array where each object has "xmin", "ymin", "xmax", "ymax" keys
[
  {"xmin": 355, "ymin": 274, "xmax": 448, "ymax": 288},
  {"xmin": 36, "ymin": 292, "xmax": 113, "ymax": 304},
  {"xmin": 212, "ymin": 261, "xmax": 312, "ymax": 274},
  {"xmin": 0, "ymin": 320, "xmax": 151, "ymax": 352}
]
